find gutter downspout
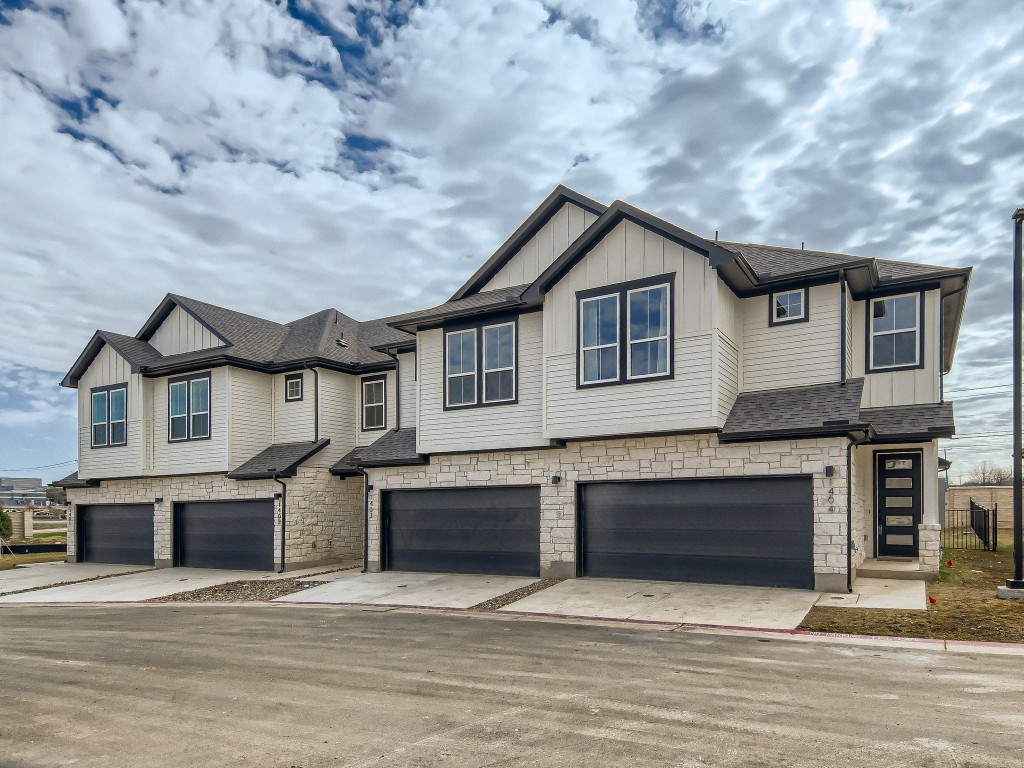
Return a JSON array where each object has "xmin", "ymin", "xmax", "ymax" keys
[
  {"xmin": 304, "ymin": 363, "xmax": 320, "ymax": 441},
  {"xmin": 839, "ymin": 270, "xmax": 847, "ymax": 384},
  {"xmin": 357, "ymin": 467, "xmax": 370, "ymax": 573},
  {"xmin": 274, "ymin": 476, "xmax": 287, "ymax": 574},
  {"xmin": 847, "ymin": 431, "xmax": 870, "ymax": 593}
]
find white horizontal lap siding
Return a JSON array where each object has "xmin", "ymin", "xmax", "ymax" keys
[
  {"xmin": 355, "ymin": 370, "xmax": 397, "ymax": 448},
  {"xmin": 482, "ymin": 202, "xmax": 599, "ymax": 291},
  {"xmin": 77, "ymin": 345, "xmax": 144, "ymax": 480},
  {"xmin": 417, "ymin": 313, "xmax": 544, "ymax": 453},
  {"xmin": 854, "ymin": 288, "xmax": 941, "ymax": 407},
  {"xmin": 315, "ymin": 369, "xmax": 358, "ymax": 465},
  {"xmin": 148, "ymin": 305, "xmax": 224, "ymax": 356},
  {"xmin": 717, "ymin": 332, "xmax": 740, "ymax": 425},
  {"xmin": 152, "ymin": 367, "xmax": 229, "ymax": 474},
  {"xmin": 398, "ymin": 351, "xmax": 416, "ymax": 429},
  {"xmin": 543, "ymin": 220, "xmax": 717, "ymax": 438},
  {"xmin": 228, "ymin": 368, "xmax": 272, "ymax": 468},
  {"xmin": 741, "ymin": 284, "xmax": 841, "ymax": 392},
  {"xmin": 272, "ymin": 371, "xmax": 314, "ymax": 444}
]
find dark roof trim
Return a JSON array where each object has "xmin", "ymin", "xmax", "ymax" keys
[
  {"xmin": 61, "ymin": 331, "xmax": 141, "ymax": 388},
  {"xmin": 52, "ymin": 472, "xmax": 99, "ymax": 489},
  {"xmin": 521, "ymin": 201, "xmax": 737, "ymax": 303},
  {"xmin": 356, "ymin": 455, "xmax": 430, "ymax": 468},
  {"xmin": 227, "ymin": 439, "xmax": 330, "ymax": 480},
  {"xmin": 719, "ymin": 424, "xmax": 873, "ymax": 444},
  {"xmin": 390, "ymin": 298, "xmax": 532, "ymax": 332},
  {"xmin": 450, "ymin": 185, "xmax": 606, "ymax": 301},
  {"xmin": 370, "ymin": 339, "xmax": 417, "ymax": 353},
  {"xmin": 136, "ymin": 294, "xmax": 230, "ymax": 345},
  {"xmin": 137, "ymin": 355, "xmax": 395, "ymax": 379}
]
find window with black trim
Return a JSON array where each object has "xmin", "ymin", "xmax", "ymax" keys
[
  {"xmin": 168, "ymin": 373, "xmax": 211, "ymax": 442},
  {"xmin": 285, "ymin": 373, "xmax": 303, "ymax": 402},
  {"xmin": 362, "ymin": 376, "xmax": 386, "ymax": 430},
  {"xmin": 869, "ymin": 293, "xmax": 921, "ymax": 371},
  {"xmin": 90, "ymin": 384, "xmax": 127, "ymax": 448},
  {"xmin": 444, "ymin": 319, "xmax": 517, "ymax": 408},
  {"xmin": 769, "ymin": 288, "xmax": 807, "ymax": 325},
  {"xmin": 578, "ymin": 276, "xmax": 673, "ymax": 387}
]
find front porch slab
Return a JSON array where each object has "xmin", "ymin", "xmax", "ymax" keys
[
  {"xmin": 817, "ymin": 578, "xmax": 926, "ymax": 610},
  {"xmin": 856, "ymin": 558, "xmax": 939, "ymax": 582}
]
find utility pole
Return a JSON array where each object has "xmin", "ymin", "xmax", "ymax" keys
[{"xmin": 1000, "ymin": 208, "xmax": 1024, "ymax": 597}]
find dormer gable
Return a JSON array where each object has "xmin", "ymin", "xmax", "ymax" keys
[{"xmin": 146, "ymin": 304, "xmax": 227, "ymax": 356}]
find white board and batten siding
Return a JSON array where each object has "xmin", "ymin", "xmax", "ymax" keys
[
  {"xmin": 227, "ymin": 368, "xmax": 272, "ymax": 469},
  {"xmin": 77, "ymin": 344, "xmax": 145, "ymax": 479},
  {"xmin": 543, "ymin": 219, "xmax": 720, "ymax": 438},
  {"xmin": 398, "ymin": 351, "xmax": 417, "ymax": 429},
  {"xmin": 741, "ymin": 284, "xmax": 842, "ymax": 393},
  {"xmin": 480, "ymin": 202, "xmax": 599, "ymax": 292},
  {"xmin": 416, "ymin": 313, "xmax": 545, "ymax": 454},
  {"xmin": 852, "ymin": 288, "xmax": 942, "ymax": 407},
  {"xmin": 151, "ymin": 367, "xmax": 229, "ymax": 474},
  {"xmin": 148, "ymin": 306, "xmax": 225, "ymax": 356}
]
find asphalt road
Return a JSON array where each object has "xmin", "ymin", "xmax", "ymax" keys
[{"xmin": 1, "ymin": 606, "xmax": 1021, "ymax": 767}]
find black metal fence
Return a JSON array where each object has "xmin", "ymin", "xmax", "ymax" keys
[{"xmin": 943, "ymin": 499, "xmax": 998, "ymax": 551}]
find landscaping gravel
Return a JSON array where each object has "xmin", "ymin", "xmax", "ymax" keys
[
  {"xmin": 470, "ymin": 579, "xmax": 561, "ymax": 611},
  {"xmin": 149, "ymin": 578, "xmax": 311, "ymax": 602}
]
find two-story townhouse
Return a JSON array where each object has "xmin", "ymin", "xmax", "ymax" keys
[
  {"xmin": 357, "ymin": 186, "xmax": 970, "ymax": 593},
  {"xmin": 57, "ymin": 294, "xmax": 412, "ymax": 571}
]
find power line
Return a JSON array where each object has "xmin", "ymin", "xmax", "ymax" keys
[
  {"xmin": 945, "ymin": 385, "xmax": 1012, "ymax": 394},
  {"xmin": 0, "ymin": 459, "xmax": 76, "ymax": 472}
]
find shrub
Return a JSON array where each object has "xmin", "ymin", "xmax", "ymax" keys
[{"xmin": 0, "ymin": 509, "xmax": 11, "ymax": 539}]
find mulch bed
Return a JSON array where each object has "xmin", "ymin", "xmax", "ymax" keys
[
  {"xmin": 470, "ymin": 579, "xmax": 561, "ymax": 611},
  {"xmin": 799, "ymin": 545, "xmax": 1024, "ymax": 644}
]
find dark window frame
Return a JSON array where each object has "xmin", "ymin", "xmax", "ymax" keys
[
  {"xmin": 768, "ymin": 287, "xmax": 809, "ymax": 326},
  {"xmin": 865, "ymin": 290, "xmax": 926, "ymax": 374},
  {"xmin": 90, "ymin": 383, "xmax": 128, "ymax": 449},
  {"xmin": 361, "ymin": 374, "xmax": 387, "ymax": 431},
  {"xmin": 167, "ymin": 372, "xmax": 212, "ymax": 443},
  {"xmin": 284, "ymin": 373, "xmax": 304, "ymax": 402},
  {"xmin": 576, "ymin": 273, "xmax": 675, "ymax": 390},
  {"xmin": 442, "ymin": 314, "xmax": 519, "ymax": 411}
]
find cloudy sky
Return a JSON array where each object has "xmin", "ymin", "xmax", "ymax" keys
[{"xmin": 0, "ymin": 0, "xmax": 1021, "ymax": 484}]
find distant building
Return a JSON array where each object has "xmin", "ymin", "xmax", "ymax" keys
[{"xmin": 0, "ymin": 477, "xmax": 47, "ymax": 507}]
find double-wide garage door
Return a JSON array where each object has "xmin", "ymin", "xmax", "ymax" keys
[
  {"xmin": 383, "ymin": 487, "xmax": 540, "ymax": 576},
  {"xmin": 174, "ymin": 501, "xmax": 274, "ymax": 571},
  {"xmin": 77, "ymin": 504, "xmax": 155, "ymax": 566},
  {"xmin": 579, "ymin": 477, "xmax": 815, "ymax": 589}
]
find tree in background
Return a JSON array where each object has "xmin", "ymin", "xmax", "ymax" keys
[
  {"xmin": 45, "ymin": 485, "xmax": 67, "ymax": 505},
  {"xmin": 965, "ymin": 461, "xmax": 1013, "ymax": 486},
  {"xmin": 0, "ymin": 509, "xmax": 11, "ymax": 539}
]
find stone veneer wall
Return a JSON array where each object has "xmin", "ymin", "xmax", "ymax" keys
[
  {"xmin": 66, "ymin": 467, "xmax": 362, "ymax": 568},
  {"xmin": 365, "ymin": 432, "xmax": 850, "ymax": 591}
]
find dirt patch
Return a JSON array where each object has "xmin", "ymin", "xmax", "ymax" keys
[
  {"xmin": 470, "ymin": 579, "xmax": 561, "ymax": 611},
  {"xmin": 0, "ymin": 551, "xmax": 69, "ymax": 570},
  {"xmin": 799, "ymin": 544, "xmax": 1024, "ymax": 643}
]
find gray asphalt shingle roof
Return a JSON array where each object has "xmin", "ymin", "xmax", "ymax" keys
[
  {"xmin": 721, "ymin": 380, "xmax": 867, "ymax": 441},
  {"xmin": 352, "ymin": 429, "xmax": 424, "ymax": 467},
  {"xmin": 52, "ymin": 471, "xmax": 97, "ymax": 488},
  {"xmin": 861, "ymin": 402, "xmax": 955, "ymax": 439},
  {"xmin": 227, "ymin": 440, "xmax": 330, "ymax": 480},
  {"xmin": 386, "ymin": 285, "xmax": 529, "ymax": 330}
]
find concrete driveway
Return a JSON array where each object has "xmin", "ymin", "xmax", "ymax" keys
[
  {"xmin": 500, "ymin": 578, "xmax": 820, "ymax": 629},
  {"xmin": 0, "ymin": 566, "xmax": 313, "ymax": 603},
  {"xmin": 276, "ymin": 570, "xmax": 538, "ymax": 608},
  {"xmin": 0, "ymin": 561, "xmax": 149, "ymax": 595}
]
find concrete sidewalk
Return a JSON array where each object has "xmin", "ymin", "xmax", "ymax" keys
[
  {"xmin": 276, "ymin": 571, "xmax": 538, "ymax": 608},
  {"xmin": 0, "ymin": 562, "xmax": 149, "ymax": 595}
]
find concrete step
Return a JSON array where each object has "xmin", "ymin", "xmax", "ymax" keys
[{"xmin": 855, "ymin": 559, "xmax": 939, "ymax": 583}]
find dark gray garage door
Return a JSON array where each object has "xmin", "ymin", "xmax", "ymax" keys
[
  {"xmin": 579, "ymin": 477, "xmax": 814, "ymax": 589},
  {"xmin": 383, "ymin": 487, "xmax": 540, "ymax": 576},
  {"xmin": 174, "ymin": 500, "xmax": 274, "ymax": 571},
  {"xmin": 77, "ymin": 504, "xmax": 154, "ymax": 566}
]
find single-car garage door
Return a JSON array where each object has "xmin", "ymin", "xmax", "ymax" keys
[
  {"xmin": 579, "ymin": 477, "xmax": 814, "ymax": 589},
  {"xmin": 383, "ymin": 487, "xmax": 540, "ymax": 576},
  {"xmin": 174, "ymin": 500, "xmax": 274, "ymax": 571},
  {"xmin": 77, "ymin": 504, "xmax": 155, "ymax": 565}
]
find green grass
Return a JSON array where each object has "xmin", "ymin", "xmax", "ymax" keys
[
  {"xmin": 32, "ymin": 531, "xmax": 67, "ymax": 539},
  {"xmin": 0, "ymin": 552, "xmax": 67, "ymax": 570}
]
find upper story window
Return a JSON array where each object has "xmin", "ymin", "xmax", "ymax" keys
[
  {"xmin": 445, "ymin": 319, "xmax": 517, "ymax": 409},
  {"xmin": 578, "ymin": 275, "xmax": 674, "ymax": 387},
  {"xmin": 770, "ymin": 288, "xmax": 807, "ymax": 325},
  {"xmin": 285, "ymin": 373, "xmax": 303, "ymax": 402},
  {"xmin": 90, "ymin": 384, "xmax": 127, "ymax": 448},
  {"xmin": 168, "ymin": 373, "xmax": 210, "ymax": 442},
  {"xmin": 362, "ymin": 376, "xmax": 386, "ymax": 430},
  {"xmin": 869, "ymin": 292, "xmax": 922, "ymax": 371}
]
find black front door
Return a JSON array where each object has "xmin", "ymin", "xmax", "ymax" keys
[{"xmin": 876, "ymin": 452, "xmax": 922, "ymax": 557}]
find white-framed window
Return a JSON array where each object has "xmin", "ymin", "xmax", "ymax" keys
[
  {"xmin": 90, "ymin": 385, "xmax": 127, "ymax": 448},
  {"xmin": 362, "ymin": 377, "xmax": 386, "ymax": 430},
  {"xmin": 627, "ymin": 285, "xmax": 670, "ymax": 378},
  {"xmin": 870, "ymin": 293, "xmax": 920, "ymax": 370},
  {"xmin": 285, "ymin": 373, "xmax": 303, "ymax": 401},
  {"xmin": 445, "ymin": 328, "xmax": 477, "ymax": 407},
  {"xmin": 168, "ymin": 374, "xmax": 210, "ymax": 442},
  {"xmin": 482, "ymin": 322, "xmax": 515, "ymax": 403},
  {"xmin": 580, "ymin": 293, "xmax": 619, "ymax": 385},
  {"xmin": 771, "ymin": 288, "xmax": 806, "ymax": 324}
]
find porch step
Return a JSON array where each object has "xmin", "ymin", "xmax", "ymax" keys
[{"xmin": 855, "ymin": 559, "xmax": 938, "ymax": 583}]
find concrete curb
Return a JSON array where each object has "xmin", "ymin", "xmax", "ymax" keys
[{"xmin": 2, "ymin": 598, "xmax": 1023, "ymax": 656}]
